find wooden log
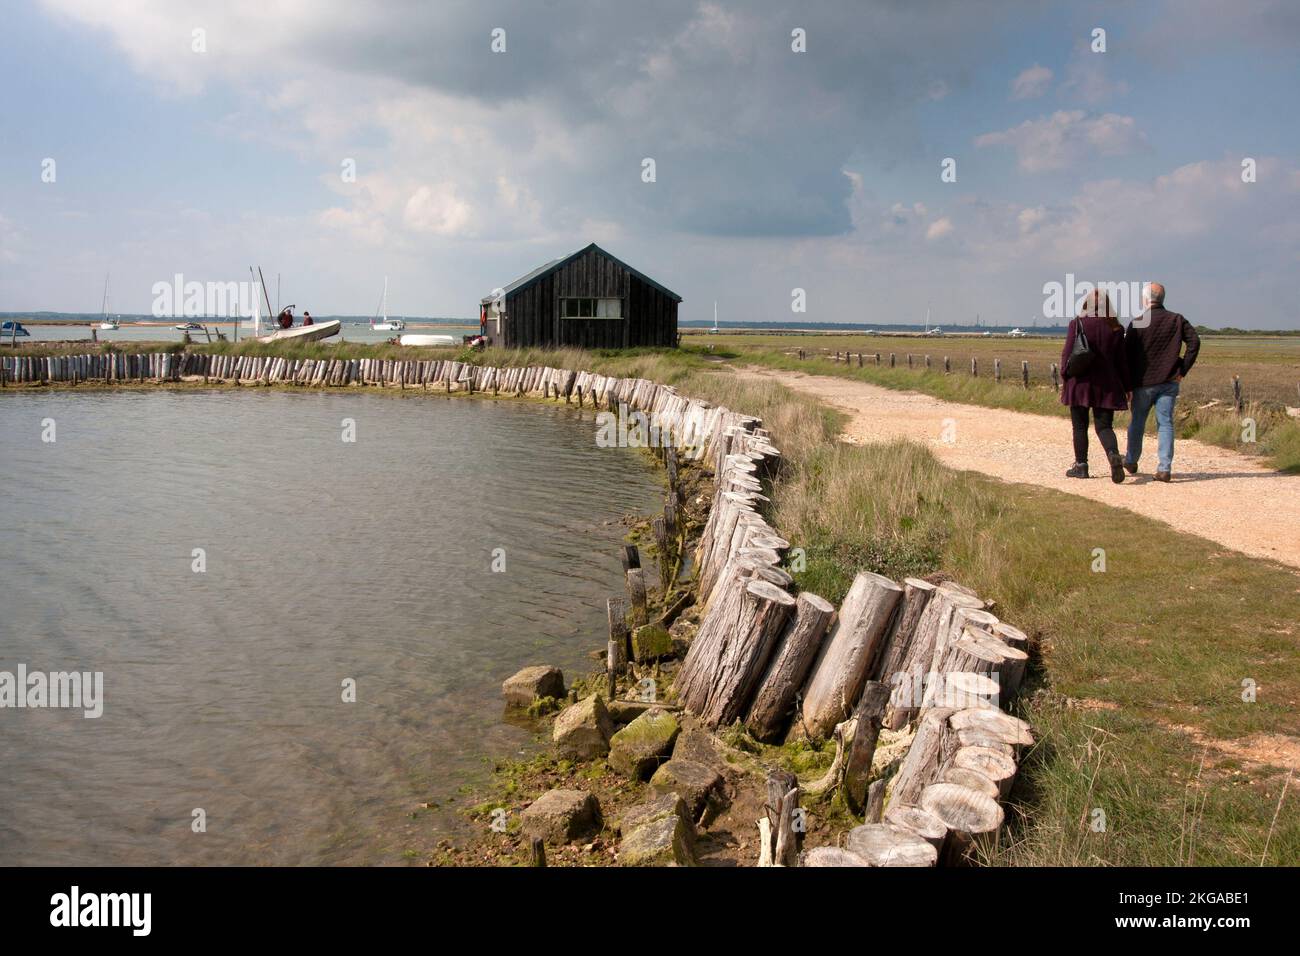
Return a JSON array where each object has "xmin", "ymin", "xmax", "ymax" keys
[
  {"xmin": 932, "ymin": 671, "xmax": 1001, "ymax": 711},
  {"xmin": 865, "ymin": 779, "xmax": 886, "ymax": 823},
  {"xmin": 883, "ymin": 804, "xmax": 949, "ymax": 849},
  {"xmin": 919, "ymin": 783, "xmax": 1004, "ymax": 865},
  {"xmin": 620, "ymin": 544, "xmax": 641, "ymax": 571},
  {"xmin": 800, "ymin": 846, "xmax": 868, "ymax": 867},
  {"xmin": 625, "ymin": 568, "xmax": 648, "ymax": 626},
  {"xmin": 947, "ymin": 707, "xmax": 1034, "ymax": 746},
  {"xmin": 941, "ymin": 766, "xmax": 1001, "ymax": 800},
  {"xmin": 696, "ymin": 580, "xmax": 796, "ymax": 727},
  {"xmin": 950, "ymin": 746, "xmax": 1017, "ymax": 798},
  {"xmin": 843, "ymin": 680, "xmax": 890, "ymax": 815},
  {"xmin": 845, "ymin": 824, "xmax": 937, "ymax": 867},
  {"xmin": 797, "ymin": 572, "xmax": 903, "ymax": 738},
  {"xmin": 873, "ymin": 577, "xmax": 936, "ymax": 688},
  {"xmin": 745, "ymin": 593, "xmax": 835, "ymax": 743},
  {"xmin": 884, "ymin": 586, "xmax": 983, "ymax": 730},
  {"xmin": 764, "ymin": 770, "xmax": 800, "ymax": 867},
  {"xmin": 889, "ymin": 707, "xmax": 955, "ymax": 807},
  {"xmin": 529, "ymin": 836, "xmax": 546, "ymax": 867},
  {"xmin": 954, "ymin": 730, "xmax": 1015, "ymax": 758}
]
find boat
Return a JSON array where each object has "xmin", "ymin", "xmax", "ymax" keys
[
  {"xmin": 1007, "ymin": 327, "xmax": 1028, "ymax": 338},
  {"xmin": 398, "ymin": 333, "xmax": 456, "ymax": 347},
  {"xmin": 709, "ymin": 301, "xmax": 719, "ymax": 334},
  {"xmin": 175, "ymin": 322, "xmax": 204, "ymax": 331},
  {"xmin": 97, "ymin": 275, "xmax": 120, "ymax": 330},
  {"xmin": 258, "ymin": 319, "xmax": 341, "ymax": 343},
  {"xmin": 369, "ymin": 277, "xmax": 405, "ymax": 331},
  {"xmin": 1, "ymin": 320, "xmax": 30, "ymax": 337}
]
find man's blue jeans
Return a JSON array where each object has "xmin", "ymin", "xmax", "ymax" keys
[{"xmin": 1126, "ymin": 380, "xmax": 1180, "ymax": 473}]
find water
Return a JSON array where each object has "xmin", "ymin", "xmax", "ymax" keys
[{"xmin": 0, "ymin": 389, "xmax": 661, "ymax": 864}]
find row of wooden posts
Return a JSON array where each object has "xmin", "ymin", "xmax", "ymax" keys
[
  {"xmin": 797, "ymin": 349, "xmax": 1063, "ymax": 391},
  {"xmin": 575, "ymin": 366, "xmax": 1038, "ymax": 866},
  {"xmin": 9, "ymin": 349, "xmax": 1036, "ymax": 865}
]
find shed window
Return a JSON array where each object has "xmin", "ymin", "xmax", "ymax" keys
[{"xmin": 562, "ymin": 297, "xmax": 622, "ymax": 319}]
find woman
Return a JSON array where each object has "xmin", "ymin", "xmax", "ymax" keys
[{"xmin": 1060, "ymin": 289, "xmax": 1131, "ymax": 482}]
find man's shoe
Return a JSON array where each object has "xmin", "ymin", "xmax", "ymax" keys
[
  {"xmin": 1123, "ymin": 460, "xmax": 1137, "ymax": 475},
  {"xmin": 1154, "ymin": 471, "xmax": 1172, "ymax": 483},
  {"xmin": 1066, "ymin": 463, "xmax": 1089, "ymax": 479},
  {"xmin": 1108, "ymin": 452, "xmax": 1126, "ymax": 484}
]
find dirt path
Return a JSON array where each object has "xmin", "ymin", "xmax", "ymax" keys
[{"xmin": 740, "ymin": 367, "xmax": 1300, "ymax": 569}]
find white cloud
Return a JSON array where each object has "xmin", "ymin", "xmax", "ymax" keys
[
  {"xmin": 403, "ymin": 184, "xmax": 474, "ymax": 237},
  {"xmin": 1011, "ymin": 64, "xmax": 1052, "ymax": 99},
  {"xmin": 926, "ymin": 217, "xmax": 954, "ymax": 240},
  {"xmin": 974, "ymin": 110, "xmax": 1145, "ymax": 172}
]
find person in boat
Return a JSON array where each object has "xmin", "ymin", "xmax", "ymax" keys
[
  {"xmin": 276, "ymin": 306, "xmax": 294, "ymax": 329},
  {"xmin": 302, "ymin": 311, "xmax": 314, "ymax": 326}
]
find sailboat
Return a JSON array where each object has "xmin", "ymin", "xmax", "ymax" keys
[
  {"xmin": 97, "ymin": 275, "xmax": 120, "ymax": 330},
  {"xmin": 369, "ymin": 277, "xmax": 405, "ymax": 331},
  {"xmin": 251, "ymin": 266, "xmax": 340, "ymax": 342},
  {"xmin": 709, "ymin": 301, "xmax": 719, "ymax": 334}
]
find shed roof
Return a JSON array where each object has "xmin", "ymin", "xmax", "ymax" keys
[{"xmin": 481, "ymin": 243, "xmax": 682, "ymax": 304}]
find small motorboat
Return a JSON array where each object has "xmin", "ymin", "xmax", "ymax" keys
[
  {"xmin": 257, "ymin": 318, "xmax": 342, "ymax": 343},
  {"xmin": 398, "ymin": 333, "xmax": 456, "ymax": 347},
  {"xmin": 175, "ymin": 322, "xmax": 204, "ymax": 331},
  {"xmin": 1, "ymin": 320, "xmax": 30, "ymax": 337}
]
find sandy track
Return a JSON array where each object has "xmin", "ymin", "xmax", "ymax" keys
[{"xmin": 740, "ymin": 367, "xmax": 1300, "ymax": 569}]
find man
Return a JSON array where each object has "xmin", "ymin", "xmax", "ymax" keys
[
  {"xmin": 1123, "ymin": 282, "xmax": 1200, "ymax": 482},
  {"xmin": 302, "ymin": 311, "xmax": 314, "ymax": 326}
]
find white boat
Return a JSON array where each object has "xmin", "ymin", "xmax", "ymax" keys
[
  {"xmin": 258, "ymin": 318, "xmax": 341, "ymax": 343},
  {"xmin": 1008, "ymin": 327, "xmax": 1028, "ymax": 338},
  {"xmin": 369, "ymin": 277, "xmax": 405, "ymax": 331},
  {"xmin": 174, "ymin": 322, "xmax": 203, "ymax": 331},
  {"xmin": 709, "ymin": 301, "xmax": 719, "ymax": 334},
  {"xmin": 398, "ymin": 333, "xmax": 456, "ymax": 347},
  {"xmin": 97, "ymin": 275, "xmax": 120, "ymax": 330}
]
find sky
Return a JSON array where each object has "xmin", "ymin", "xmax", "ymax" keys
[{"xmin": 1, "ymin": 0, "xmax": 1298, "ymax": 327}]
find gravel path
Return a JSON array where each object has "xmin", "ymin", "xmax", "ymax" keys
[{"xmin": 741, "ymin": 367, "xmax": 1300, "ymax": 569}]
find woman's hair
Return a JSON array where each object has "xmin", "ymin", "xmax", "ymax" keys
[{"xmin": 1078, "ymin": 289, "xmax": 1122, "ymax": 331}]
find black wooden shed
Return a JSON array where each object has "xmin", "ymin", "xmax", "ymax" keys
[{"xmin": 479, "ymin": 243, "xmax": 681, "ymax": 348}]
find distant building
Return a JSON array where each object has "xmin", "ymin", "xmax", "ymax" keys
[{"xmin": 480, "ymin": 243, "xmax": 681, "ymax": 348}]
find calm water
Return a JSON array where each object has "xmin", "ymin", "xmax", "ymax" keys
[
  {"xmin": 14, "ymin": 322, "xmax": 475, "ymax": 346},
  {"xmin": 0, "ymin": 389, "xmax": 661, "ymax": 865}
]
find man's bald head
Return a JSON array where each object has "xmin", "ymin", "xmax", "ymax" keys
[{"xmin": 1143, "ymin": 282, "xmax": 1166, "ymax": 308}]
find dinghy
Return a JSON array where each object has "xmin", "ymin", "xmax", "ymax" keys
[
  {"xmin": 398, "ymin": 333, "xmax": 456, "ymax": 347},
  {"xmin": 258, "ymin": 318, "xmax": 341, "ymax": 343}
]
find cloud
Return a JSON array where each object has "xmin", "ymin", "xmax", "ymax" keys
[
  {"xmin": 926, "ymin": 217, "xmax": 954, "ymax": 240},
  {"xmin": 1011, "ymin": 64, "xmax": 1052, "ymax": 99},
  {"xmin": 37, "ymin": 0, "xmax": 1042, "ymax": 241},
  {"xmin": 974, "ymin": 110, "xmax": 1145, "ymax": 172}
]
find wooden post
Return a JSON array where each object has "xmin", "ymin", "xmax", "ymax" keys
[
  {"xmin": 761, "ymin": 770, "xmax": 801, "ymax": 867},
  {"xmin": 798, "ymin": 349, "xmax": 805, "ymax": 360},
  {"xmin": 944, "ymin": 356, "xmax": 950, "ymax": 373},
  {"xmin": 620, "ymin": 544, "xmax": 640, "ymax": 572},
  {"xmin": 529, "ymin": 836, "xmax": 546, "ymax": 867},
  {"xmin": 744, "ymin": 592, "xmax": 835, "ymax": 742},
  {"xmin": 843, "ymin": 680, "xmax": 890, "ymax": 814},
  {"xmin": 1021, "ymin": 360, "xmax": 1029, "ymax": 388},
  {"xmin": 994, "ymin": 358, "xmax": 1001, "ymax": 382},
  {"xmin": 874, "ymin": 352, "xmax": 880, "ymax": 365},
  {"xmin": 889, "ymin": 352, "xmax": 896, "ymax": 368},
  {"xmin": 971, "ymin": 357, "xmax": 978, "ymax": 377},
  {"xmin": 608, "ymin": 597, "xmax": 630, "ymax": 667},
  {"xmin": 856, "ymin": 352, "xmax": 863, "ymax": 367},
  {"xmin": 865, "ymin": 779, "xmax": 886, "ymax": 823},
  {"xmin": 1233, "ymin": 375, "xmax": 1243, "ymax": 412},
  {"xmin": 626, "ymin": 568, "xmax": 648, "ymax": 626},
  {"xmin": 1050, "ymin": 362, "xmax": 1060, "ymax": 392}
]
